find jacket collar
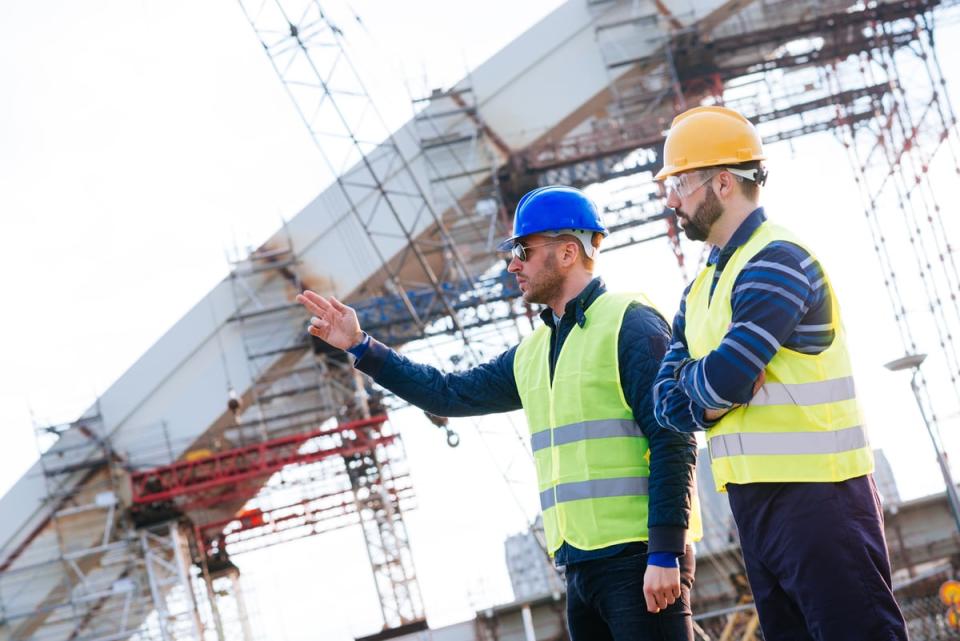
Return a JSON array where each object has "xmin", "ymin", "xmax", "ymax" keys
[
  {"xmin": 538, "ymin": 276, "xmax": 606, "ymax": 329},
  {"xmin": 707, "ymin": 206, "xmax": 766, "ymax": 269}
]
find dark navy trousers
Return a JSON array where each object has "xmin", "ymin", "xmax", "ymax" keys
[
  {"xmin": 565, "ymin": 545, "xmax": 695, "ymax": 641},
  {"xmin": 727, "ymin": 475, "xmax": 909, "ymax": 641}
]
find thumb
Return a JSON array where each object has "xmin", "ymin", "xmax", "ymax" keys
[
  {"xmin": 753, "ymin": 370, "xmax": 766, "ymax": 396},
  {"xmin": 329, "ymin": 296, "xmax": 348, "ymax": 312}
]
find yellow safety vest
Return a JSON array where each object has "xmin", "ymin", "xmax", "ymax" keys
[
  {"xmin": 685, "ymin": 221, "xmax": 874, "ymax": 492},
  {"xmin": 515, "ymin": 291, "xmax": 703, "ymax": 555}
]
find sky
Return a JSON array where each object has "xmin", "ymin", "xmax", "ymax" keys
[{"xmin": 2, "ymin": 1, "xmax": 960, "ymax": 640}]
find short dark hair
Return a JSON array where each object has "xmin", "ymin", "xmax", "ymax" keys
[{"xmin": 554, "ymin": 231, "xmax": 603, "ymax": 271}]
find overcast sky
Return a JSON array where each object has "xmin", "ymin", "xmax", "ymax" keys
[{"xmin": 2, "ymin": 1, "xmax": 960, "ymax": 639}]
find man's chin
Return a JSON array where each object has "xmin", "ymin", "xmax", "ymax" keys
[
  {"xmin": 681, "ymin": 223, "xmax": 706, "ymax": 242},
  {"xmin": 520, "ymin": 289, "xmax": 542, "ymax": 305}
]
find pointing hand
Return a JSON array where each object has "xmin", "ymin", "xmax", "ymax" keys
[{"xmin": 295, "ymin": 290, "xmax": 363, "ymax": 351}]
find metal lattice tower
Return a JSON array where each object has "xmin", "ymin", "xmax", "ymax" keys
[
  {"xmin": 235, "ymin": 0, "xmax": 547, "ymax": 626},
  {"xmin": 220, "ymin": 221, "xmax": 424, "ymax": 628},
  {"xmin": 238, "ymin": 0, "xmax": 516, "ymax": 359},
  {"xmin": 829, "ymin": 8, "xmax": 960, "ymax": 470},
  {"xmin": 0, "ymin": 409, "xmax": 209, "ymax": 641}
]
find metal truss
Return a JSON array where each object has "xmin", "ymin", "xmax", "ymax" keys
[
  {"xmin": 237, "ymin": 0, "xmax": 512, "ymax": 364},
  {"xmin": 221, "ymin": 218, "xmax": 425, "ymax": 629},
  {"xmin": 235, "ymin": 4, "xmax": 548, "ymax": 627},
  {"xmin": 827, "ymin": 7, "xmax": 960, "ymax": 511}
]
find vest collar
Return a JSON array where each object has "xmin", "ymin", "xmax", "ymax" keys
[
  {"xmin": 538, "ymin": 277, "xmax": 606, "ymax": 329},
  {"xmin": 708, "ymin": 207, "xmax": 767, "ymax": 268}
]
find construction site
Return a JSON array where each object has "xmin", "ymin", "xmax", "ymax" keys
[{"xmin": 5, "ymin": 0, "xmax": 960, "ymax": 639}]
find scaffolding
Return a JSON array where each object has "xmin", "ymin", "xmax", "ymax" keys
[
  {"xmin": 827, "ymin": 5, "xmax": 960, "ymax": 488},
  {"xmin": 410, "ymin": 77, "xmax": 512, "ymax": 273},
  {"xmin": 9, "ymin": 1, "xmax": 960, "ymax": 638},
  {"xmin": 0, "ymin": 407, "xmax": 217, "ymax": 641},
  {"xmin": 214, "ymin": 218, "xmax": 425, "ymax": 630},
  {"xmin": 235, "ymin": 5, "xmax": 561, "ymax": 616},
  {"xmin": 0, "ymin": 209, "xmax": 430, "ymax": 639}
]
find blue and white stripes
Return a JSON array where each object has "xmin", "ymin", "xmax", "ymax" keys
[{"xmin": 654, "ymin": 209, "xmax": 835, "ymax": 433}]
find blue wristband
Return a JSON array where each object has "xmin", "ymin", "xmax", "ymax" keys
[
  {"xmin": 346, "ymin": 332, "xmax": 371, "ymax": 360},
  {"xmin": 647, "ymin": 552, "xmax": 680, "ymax": 569}
]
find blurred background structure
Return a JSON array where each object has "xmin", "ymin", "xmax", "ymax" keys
[{"xmin": 3, "ymin": 0, "xmax": 960, "ymax": 639}]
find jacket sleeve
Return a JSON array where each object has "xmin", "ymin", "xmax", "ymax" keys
[
  {"xmin": 619, "ymin": 303, "xmax": 698, "ymax": 555},
  {"xmin": 652, "ymin": 286, "xmax": 716, "ymax": 433},
  {"xmin": 675, "ymin": 242, "xmax": 823, "ymax": 408},
  {"xmin": 353, "ymin": 336, "xmax": 522, "ymax": 417}
]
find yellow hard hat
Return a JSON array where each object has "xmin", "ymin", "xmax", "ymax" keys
[{"xmin": 655, "ymin": 106, "xmax": 766, "ymax": 180}]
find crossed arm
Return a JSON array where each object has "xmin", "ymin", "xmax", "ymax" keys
[{"xmin": 653, "ymin": 242, "xmax": 827, "ymax": 432}]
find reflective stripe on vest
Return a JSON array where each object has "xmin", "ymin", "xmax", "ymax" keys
[
  {"xmin": 709, "ymin": 424, "xmax": 868, "ymax": 459},
  {"xmin": 514, "ymin": 291, "xmax": 706, "ymax": 554},
  {"xmin": 530, "ymin": 418, "xmax": 636, "ymax": 453},
  {"xmin": 751, "ymin": 376, "xmax": 856, "ymax": 406},
  {"xmin": 539, "ymin": 476, "xmax": 650, "ymax": 511},
  {"xmin": 684, "ymin": 221, "xmax": 874, "ymax": 491}
]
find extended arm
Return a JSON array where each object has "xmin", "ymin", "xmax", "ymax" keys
[
  {"xmin": 297, "ymin": 290, "xmax": 522, "ymax": 417},
  {"xmin": 354, "ymin": 337, "xmax": 521, "ymax": 417}
]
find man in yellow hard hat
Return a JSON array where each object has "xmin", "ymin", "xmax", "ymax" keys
[
  {"xmin": 651, "ymin": 105, "xmax": 908, "ymax": 641},
  {"xmin": 297, "ymin": 185, "xmax": 702, "ymax": 640}
]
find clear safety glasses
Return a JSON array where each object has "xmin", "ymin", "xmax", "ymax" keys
[
  {"xmin": 663, "ymin": 169, "xmax": 721, "ymax": 200},
  {"xmin": 663, "ymin": 166, "xmax": 765, "ymax": 199}
]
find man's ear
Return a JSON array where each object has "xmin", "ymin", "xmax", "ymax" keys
[{"xmin": 717, "ymin": 171, "xmax": 738, "ymax": 199}]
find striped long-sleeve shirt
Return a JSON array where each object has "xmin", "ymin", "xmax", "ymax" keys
[{"xmin": 654, "ymin": 208, "xmax": 835, "ymax": 432}]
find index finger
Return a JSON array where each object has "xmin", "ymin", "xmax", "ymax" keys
[{"xmin": 296, "ymin": 290, "xmax": 333, "ymax": 316}]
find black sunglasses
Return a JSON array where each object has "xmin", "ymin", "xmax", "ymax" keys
[{"xmin": 510, "ymin": 240, "xmax": 567, "ymax": 262}]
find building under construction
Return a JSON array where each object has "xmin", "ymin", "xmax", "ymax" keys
[{"xmin": 4, "ymin": 0, "xmax": 960, "ymax": 639}]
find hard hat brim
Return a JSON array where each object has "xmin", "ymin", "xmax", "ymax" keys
[{"xmin": 654, "ymin": 154, "xmax": 768, "ymax": 181}]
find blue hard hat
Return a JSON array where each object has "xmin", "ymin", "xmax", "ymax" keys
[{"xmin": 496, "ymin": 185, "xmax": 609, "ymax": 251}]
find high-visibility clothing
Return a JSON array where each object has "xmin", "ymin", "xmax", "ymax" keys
[
  {"xmin": 685, "ymin": 221, "xmax": 874, "ymax": 492},
  {"xmin": 515, "ymin": 291, "xmax": 702, "ymax": 554}
]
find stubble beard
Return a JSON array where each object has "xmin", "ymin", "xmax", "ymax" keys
[{"xmin": 522, "ymin": 253, "xmax": 566, "ymax": 307}]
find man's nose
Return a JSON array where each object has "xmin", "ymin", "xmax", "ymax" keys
[
  {"xmin": 665, "ymin": 190, "xmax": 680, "ymax": 209},
  {"xmin": 507, "ymin": 255, "xmax": 522, "ymax": 273}
]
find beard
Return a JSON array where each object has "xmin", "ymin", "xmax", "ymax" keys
[
  {"xmin": 522, "ymin": 252, "xmax": 566, "ymax": 306},
  {"xmin": 677, "ymin": 185, "xmax": 723, "ymax": 242}
]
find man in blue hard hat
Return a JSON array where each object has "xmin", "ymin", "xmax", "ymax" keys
[{"xmin": 297, "ymin": 185, "xmax": 701, "ymax": 641}]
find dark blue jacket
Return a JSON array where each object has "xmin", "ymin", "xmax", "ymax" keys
[{"xmin": 354, "ymin": 277, "xmax": 697, "ymax": 556}]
